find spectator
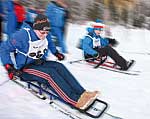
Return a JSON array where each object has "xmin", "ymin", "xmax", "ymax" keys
[
  {"xmin": 0, "ymin": 0, "xmax": 4, "ymax": 41},
  {"xmin": 45, "ymin": 0, "xmax": 69, "ymax": 53},
  {"xmin": 5, "ymin": 0, "xmax": 16, "ymax": 39},
  {"xmin": 13, "ymin": 0, "xmax": 26, "ymax": 30},
  {"xmin": 25, "ymin": 4, "xmax": 39, "ymax": 27}
]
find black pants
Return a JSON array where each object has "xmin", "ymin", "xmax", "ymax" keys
[
  {"xmin": 85, "ymin": 46, "xmax": 127, "ymax": 69},
  {"xmin": 96, "ymin": 46, "xmax": 127, "ymax": 69}
]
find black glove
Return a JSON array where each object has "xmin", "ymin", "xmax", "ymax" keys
[
  {"xmin": 54, "ymin": 51, "xmax": 65, "ymax": 61},
  {"xmin": 5, "ymin": 64, "xmax": 22, "ymax": 80},
  {"xmin": 106, "ymin": 38, "xmax": 119, "ymax": 47}
]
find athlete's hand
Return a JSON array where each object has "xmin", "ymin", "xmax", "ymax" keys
[
  {"xmin": 5, "ymin": 64, "xmax": 22, "ymax": 80},
  {"xmin": 55, "ymin": 52, "xmax": 65, "ymax": 61}
]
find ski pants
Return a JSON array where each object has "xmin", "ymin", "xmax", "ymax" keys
[
  {"xmin": 96, "ymin": 46, "xmax": 127, "ymax": 69},
  {"xmin": 21, "ymin": 61, "xmax": 85, "ymax": 106}
]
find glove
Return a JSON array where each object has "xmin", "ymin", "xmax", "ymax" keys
[
  {"xmin": 5, "ymin": 64, "xmax": 22, "ymax": 80},
  {"xmin": 106, "ymin": 38, "xmax": 119, "ymax": 47},
  {"xmin": 54, "ymin": 51, "xmax": 65, "ymax": 61}
]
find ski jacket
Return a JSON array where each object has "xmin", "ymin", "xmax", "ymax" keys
[
  {"xmin": 45, "ymin": 1, "xmax": 68, "ymax": 28},
  {"xmin": 0, "ymin": 23, "xmax": 57, "ymax": 69},
  {"xmin": 81, "ymin": 28, "xmax": 109, "ymax": 56}
]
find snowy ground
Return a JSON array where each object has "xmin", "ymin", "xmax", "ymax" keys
[{"xmin": 0, "ymin": 23, "xmax": 150, "ymax": 119}]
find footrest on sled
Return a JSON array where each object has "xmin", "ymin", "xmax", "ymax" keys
[
  {"xmin": 27, "ymin": 82, "xmax": 108, "ymax": 118},
  {"xmin": 80, "ymin": 99, "xmax": 108, "ymax": 118}
]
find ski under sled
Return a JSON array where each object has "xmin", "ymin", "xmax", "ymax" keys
[
  {"xmin": 69, "ymin": 57, "xmax": 140, "ymax": 76},
  {"xmin": 87, "ymin": 59, "xmax": 139, "ymax": 76},
  {"xmin": 13, "ymin": 78, "xmax": 108, "ymax": 118}
]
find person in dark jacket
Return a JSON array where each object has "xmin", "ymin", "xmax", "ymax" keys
[
  {"xmin": 45, "ymin": 0, "xmax": 69, "ymax": 53},
  {"xmin": 81, "ymin": 20, "xmax": 134, "ymax": 71},
  {"xmin": 0, "ymin": 14, "xmax": 99, "ymax": 110}
]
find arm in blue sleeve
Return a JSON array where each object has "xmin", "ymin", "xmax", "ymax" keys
[
  {"xmin": 0, "ymin": 30, "xmax": 25, "ymax": 65},
  {"xmin": 0, "ymin": 41, "xmax": 14, "ymax": 65},
  {"xmin": 82, "ymin": 37, "xmax": 98, "ymax": 56},
  {"xmin": 101, "ymin": 37, "xmax": 109, "ymax": 47}
]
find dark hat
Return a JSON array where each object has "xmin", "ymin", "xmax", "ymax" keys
[{"xmin": 33, "ymin": 14, "xmax": 51, "ymax": 31}]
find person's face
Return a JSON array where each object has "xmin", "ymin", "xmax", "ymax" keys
[
  {"xmin": 94, "ymin": 29, "xmax": 102, "ymax": 35},
  {"xmin": 35, "ymin": 30, "xmax": 49, "ymax": 40}
]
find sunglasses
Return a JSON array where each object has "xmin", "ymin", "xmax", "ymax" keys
[
  {"xmin": 94, "ymin": 28, "xmax": 103, "ymax": 31},
  {"xmin": 39, "ymin": 30, "xmax": 49, "ymax": 35}
]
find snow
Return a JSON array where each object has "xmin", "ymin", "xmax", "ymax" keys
[{"xmin": 1, "ymin": 24, "xmax": 150, "ymax": 119}]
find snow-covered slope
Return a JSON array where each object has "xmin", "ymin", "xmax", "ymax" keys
[
  {"xmin": 0, "ymin": 24, "xmax": 150, "ymax": 119},
  {"xmin": 0, "ymin": 66, "xmax": 75, "ymax": 119}
]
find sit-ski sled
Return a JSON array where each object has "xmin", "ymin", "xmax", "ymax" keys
[
  {"xmin": 13, "ymin": 78, "xmax": 108, "ymax": 119},
  {"xmin": 69, "ymin": 56, "xmax": 139, "ymax": 76}
]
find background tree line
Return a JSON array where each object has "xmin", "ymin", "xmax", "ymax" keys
[{"xmin": 21, "ymin": 0, "xmax": 150, "ymax": 29}]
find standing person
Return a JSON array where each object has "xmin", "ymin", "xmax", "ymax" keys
[
  {"xmin": 5, "ymin": 0, "xmax": 25, "ymax": 39},
  {"xmin": 0, "ymin": 14, "xmax": 99, "ymax": 110},
  {"xmin": 45, "ymin": 0, "xmax": 69, "ymax": 53},
  {"xmin": 0, "ymin": 0, "xmax": 4, "ymax": 42},
  {"xmin": 25, "ymin": 4, "xmax": 39, "ymax": 27},
  {"xmin": 5, "ymin": 0, "xmax": 17, "ymax": 39},
  {"xmin": 13, "ymin": 0, "xmax": 26, "ymax": 30},
  {"xmin": 81, "ymin": 20, "xmax": 134, "ymax": 71}
]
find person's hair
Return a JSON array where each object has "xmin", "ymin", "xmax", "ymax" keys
[{"xmin": 33, "ymin": 14, "xmax": 51, "ymax": 31}]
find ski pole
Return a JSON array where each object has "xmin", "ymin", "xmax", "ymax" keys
[
  {"xmin": 0, "ymin": 79, "xmax": 10, "ymax": 87},
  {"xmin": 69, "ymin": 57, "xmax": 96, "ymax": 64}
]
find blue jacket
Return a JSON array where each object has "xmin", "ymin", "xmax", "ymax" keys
[
  {"xmin": 45, "ymin": 1, "xmax": 68, "ymax": 28},
  {"xmin": 0, "ymin": 1, "xmax": 3, "ymax": 15},
  {"xmin": 25, "ymin": 8, "xmax": 38, "ymax": 24},
  {"xmin": 81, "ymin": 28, "xmax": 109, "ymax": 56},
  {"xmin": 5, "ymin": 0, "xmax": 17, "ymax": 38},
  {"xmin": 0, "ymin": 23, "xmax": 57, "ymax": 69}
]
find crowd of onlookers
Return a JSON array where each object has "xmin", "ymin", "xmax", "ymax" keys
[
  {"xmin": 0, "ymin": 0, "xmax": 42, "ymax": 40},
  {"xmin": 0, "ymin": 0, "xmax": 69, "ymax": 53}
]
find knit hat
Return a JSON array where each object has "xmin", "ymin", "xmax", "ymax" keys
[
  {"xmin": 33, "ymin": 14, "xmax": 51, "ymax": 31},
  {"xmin": 92, "ymin": 19, "xmax": 105, "ymax": 31}
]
